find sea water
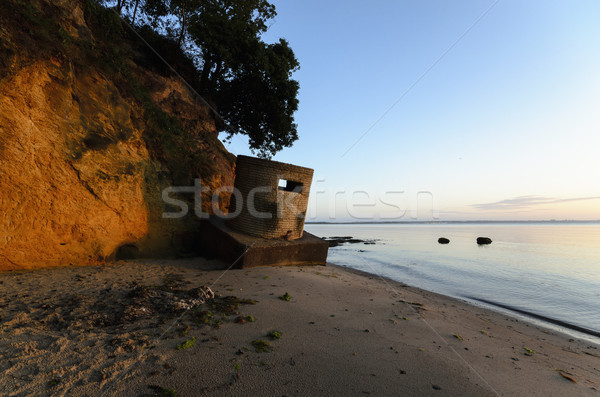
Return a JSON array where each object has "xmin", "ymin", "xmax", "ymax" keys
[{"xmin": 305, "ymin": 223, "xmax": 600, "ymax": 344}]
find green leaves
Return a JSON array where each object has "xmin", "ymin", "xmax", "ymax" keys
[
  {"xmin": 186, "ymin": 2, "xmax": 299, "ymax": 157},
  {"xmin": 101, "ymin": 0, "xmax": 300, "ymax": 157},
  {"xmin": 217, "ymin": 38, "xmax": 299, "ymax": 158},
  {"xmin": 251, "ymin": 339, "xmax": 272, "ymax": 353},
  {"xmin": 176, "ymin": 337, "xmax": 197, "ymax": 350},
  {"xmin": 278, "ymin": 292, "xmax": 291, "ymax": 301}
]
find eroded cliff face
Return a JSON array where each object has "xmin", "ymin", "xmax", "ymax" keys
[{"xmin": 0, "ymin": 0, "xmax": 235, "ymax": 270}]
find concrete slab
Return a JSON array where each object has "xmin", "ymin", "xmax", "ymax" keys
[{"xmin": 199, "ymin": 217, "xmax": 329, "ymax": 269}]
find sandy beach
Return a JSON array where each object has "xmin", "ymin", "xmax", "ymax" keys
[{"xmin": 1, "ymin": 259, "xmax": 599, "ymax": 396}]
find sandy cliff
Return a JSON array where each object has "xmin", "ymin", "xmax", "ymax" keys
[{"xmin": 0, "ymin": 0, "xmax": 235, "ymax": 270}]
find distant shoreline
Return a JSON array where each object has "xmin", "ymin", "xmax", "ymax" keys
[{"xmin": 306, "ymin": 220, "xmax": 600, "ymax": 225}]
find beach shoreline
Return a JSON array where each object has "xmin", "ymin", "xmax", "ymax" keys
[{"xmin": 1, "ymin": 259, "xmax": 599, "ymax": 396}]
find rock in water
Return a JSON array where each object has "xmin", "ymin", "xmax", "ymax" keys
[
  {"xmin": 477, "ymin": 237, "xmax": 492, "ymax": 245},
  {"xmin": 438, "ymin": 238, "xmax": 450, "ymax": 244}
]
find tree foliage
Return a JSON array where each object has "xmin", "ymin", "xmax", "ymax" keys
[{"xmin": 101, "ymin": 0, "xmax": 299, "ymax": 158}]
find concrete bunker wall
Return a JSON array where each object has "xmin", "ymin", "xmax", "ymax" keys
[{"xmin": 227, "ymin": 155, "xmax": 313, "ymax": 240}]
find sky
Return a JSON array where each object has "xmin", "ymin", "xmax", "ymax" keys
[{"xmin": 222, "ymin": 0, "xmax": 600, "ymax": 222}]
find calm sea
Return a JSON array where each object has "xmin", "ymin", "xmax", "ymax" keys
[{"xmin": 305, "ymin": 223, "xmax": 600, "ymax": 344}]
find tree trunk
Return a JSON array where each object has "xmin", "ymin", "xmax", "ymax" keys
[
  {"xmin": 200, "ymin": 54, "xmax": 213, "ymax": 93},
  {"xmin": 132, "ymin": 0, "xmax": 139, "ymax": 24},
  {"xmin": 212, "ymin": 60, "xmax": 224, "ymax": 89},
  {"xmin": 178, "ymin": 6, "xmax": 186, "ymax": 46}
]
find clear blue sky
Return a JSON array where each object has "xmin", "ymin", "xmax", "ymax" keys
[{"xmin": 223, "ymin": 0, "xmax": 600, "ymax": 221}]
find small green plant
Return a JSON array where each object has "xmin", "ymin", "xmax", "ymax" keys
[
  {"xmin": 279, "ymin": 292, "xmax": 291, "ymax": 301},
  {"xmin": 234, "ymin": 362, "xmax": 241, "ymax": 371},
  {"xmin": 523, "ymin": 347, "xmax": 535, "ymax": 356},
  {"xmin": 251, "ymin": 339, "xmax": 272, "ymax": 353},
  {"xmin": 245, "ymin": 315, "xmax": 255, "ymax": 322},
  {"xmin": 176, "ymin": 337, "xmax": 197, "ymax": 350},
  {"xmin": 149, "ymin": 385, "xmax": 178, "ymax": 397},
  {"xmin": 48, "ymin": 378, "xmax": 60, "ymax": 388},
  {"xmin": 268, "ymin": 330, "xmax": 282, "ymax": 340}
]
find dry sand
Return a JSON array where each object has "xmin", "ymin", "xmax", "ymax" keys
[{"xmin": 1, "ymin": 259, "xmax": 599, "ymax": 396}]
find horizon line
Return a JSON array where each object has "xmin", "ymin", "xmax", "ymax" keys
[{"xmin": 305, "ymin": 219, "xmax": 600, "ymax": 225}]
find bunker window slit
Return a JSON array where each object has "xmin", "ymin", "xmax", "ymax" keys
[{"xmin": 278, "ymin": 179, "xmax": 303, "ymax": 193}]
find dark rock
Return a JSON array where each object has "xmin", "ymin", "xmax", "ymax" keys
[
  {"xmin": 323, "ymin": 236, "xmax": 377, "ymax": 247},
  {"xmin": 477, "ymin": 237, "xmax": 492, "ymax": 245},
  {"xmin": 438, "ymin": 238, "xmax": 450, "ymax": 244}
]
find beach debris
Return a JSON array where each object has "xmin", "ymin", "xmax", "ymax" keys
[
  {"xmin": 195, "ymin": 310, "xmax": 215, "ymax": 325},
  {"xmin": 438, "ymin": 237, "xmax": 450, "ymax": 244},
  {"xmin": 431, "ymin": 384, "xmax": 442, "ymax": 390},
  {"xmin": 212, "ymin": 296, "xmax": 258, "ymax": 312},
  {"xmin": 397, "ymin": 300, "xmax": 423, "ymax": 307},
  {"xmin": 522, "ymin": 347, "xmax": 535, "ymax": 356},
  {"xmin": 584, "ymin": 351, "xmax": 600, "ymax": 358},
  {"xmin": 251, "ymin": 339, "xmax": 272, "ymax": 353},
  {"xmin": 397, "ymin": 300, "xmax": 426, "ymax": 313},
  {"xmin": 233, "ymin": 316, "xmax": 246, "ymax": 324},
  {"xmin": 176, "ymin": 337, "xmax": 197, "ymax": 350},
  {"xmin": 279, "ymin": 292, "xmax": 292, "ymax": 301},
  {"xmin": 477, "ymin": 237, "xmax": 493, "ymax": 245},
  {"xmin": 268, "ymin": 330, "xmax": 282, "ymax": 340},
  {"xmin": 453, "ymin": 334, "xmax": 464, "ymax": 341},
  {"xmin": 180, "ymin": 325, "xmax": 191, "ymax": 336},
  {"xmin": 192, "ymin": 295, "xmax": 258, "ymax": 327},
  {"xmin": 234, "ymin": 315, "xmax": 255, "ymax": 324},
  {"xmin": 479, "ymin": 329, "xmax": 488, "ymax": 335},
  {"xmin": 558, "ymin": 371, "xmax": 577, "ymax": 383},
  {"xmin": 123, "ymin": 285, "xmax": 215, "ymax": 322}
]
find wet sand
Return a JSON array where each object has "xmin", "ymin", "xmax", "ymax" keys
[{"xmin": 1, "ymin": 259, "xmax": 599, "ymax": 396}]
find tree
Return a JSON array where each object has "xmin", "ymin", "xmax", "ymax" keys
[
  {"xmin": 186, "ymin": 0, "xmax": 298, "ymax": 157},
  {"xmin": 101, "ymin": 0, "xmax": 300, "ymax": 158},
  {"xmin": 216, "ymin": 39, "xmax": 299, "ymax": 157}
]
